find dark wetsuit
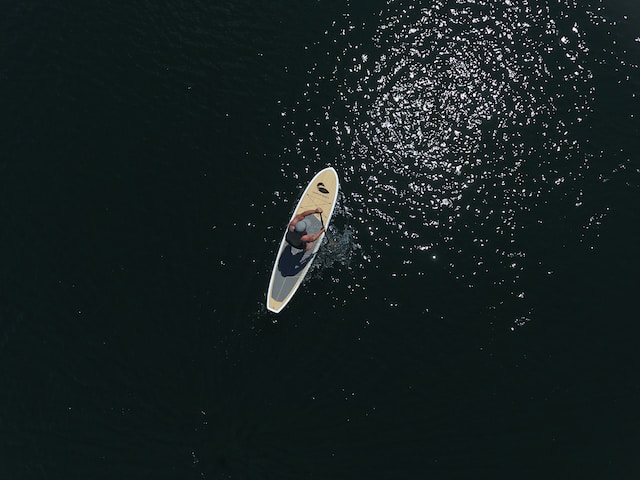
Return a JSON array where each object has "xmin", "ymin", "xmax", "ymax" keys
[{"xmin": 286, "ymin": 230, "xmax": 307, "ymax": 249}]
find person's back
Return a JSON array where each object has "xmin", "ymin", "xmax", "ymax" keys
[{"xmin": 286, "ymin": 220, "xmax": 308, "ymax": 249}]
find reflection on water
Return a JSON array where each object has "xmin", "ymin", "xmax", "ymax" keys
[{"xmin": 280, "ymin": 0, "xmax": 638, "ymax": 327}]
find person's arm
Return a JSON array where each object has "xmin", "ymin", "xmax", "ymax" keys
[
  {"xmin": 307, "ymin": 227, "xmax": 326, "ymax": 242},
  {"xmin": 299, "ymin": 208, "xmax": 322, "ymax": 218},
  {"xmin": 289, "ymin": 208, "xmax": 323, "ymax": 229}
]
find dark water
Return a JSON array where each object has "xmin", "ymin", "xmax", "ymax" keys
[{"xmin": 2, "ymin": 0, "xmax": 639, "ymax": 478}]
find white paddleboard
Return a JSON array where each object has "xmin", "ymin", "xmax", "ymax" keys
[{"xmin": 267, "ymin": 167, "xmax": 340, "ymax": 313}]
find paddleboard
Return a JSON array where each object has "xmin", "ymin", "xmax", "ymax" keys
[{"xmin": 267, "ymin": 167, "xmax": 340, "ymax": 313}]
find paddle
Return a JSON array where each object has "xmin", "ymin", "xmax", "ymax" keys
[{"xmin": 319, "ymin": 211, "xmax": 331, "ymax": 244}]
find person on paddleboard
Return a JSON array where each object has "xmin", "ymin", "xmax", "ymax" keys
[{"xmin": 286, "ymin": 207, "xmax": 325, "ymax": 251}]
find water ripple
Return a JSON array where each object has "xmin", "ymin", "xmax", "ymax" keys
[{"xmin": 282, "ymin": 0, "xmax": 639, "ymax": 327}]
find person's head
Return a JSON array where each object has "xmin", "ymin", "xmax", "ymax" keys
[{"xmin": 294, "ymin": 220, "xmax": 307, "ymax": 233}]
